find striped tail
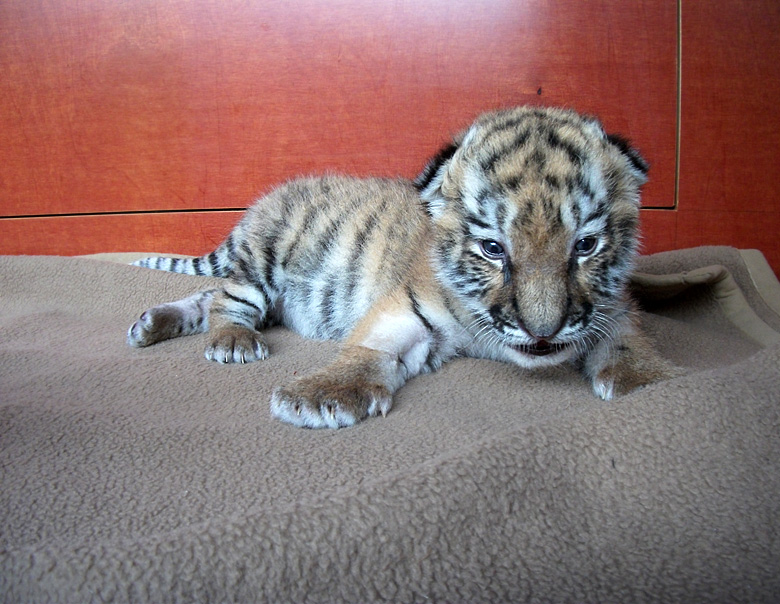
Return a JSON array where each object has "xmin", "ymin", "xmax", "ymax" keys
[{"xmin": 131, "ymin": 246, "xmax": 232, "ymax": 278}]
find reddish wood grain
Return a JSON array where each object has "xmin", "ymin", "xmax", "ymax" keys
[
  {"xmin": 679, "ymin": 0, "xmax": 780, "ymax": 215},
  {"xmin": 675, "ymin": 210, "xmax": 780, "ymax": 275},
  {"xmin": 0, "ymin": 212, "xmax": 241, "ymax": 257},
  {"xmin": 1, "ymin": 0, "xmax": 677, "ymax": 220},
  {"xmin": 675, "ymin": 0, "xmax": 780, "ymax": 275},
  {"xmin": 638, "ymin": 209, "xmax": 678, "ymax": 257}
]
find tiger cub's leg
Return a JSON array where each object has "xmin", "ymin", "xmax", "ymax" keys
[
  {"xmin": 204, "ymin": 280, "xmax": 272, "ymax": 364},
  {"xmin": 271, "ymin": 305, "xmax": 434, "ymax": 428},
  {"xmin": 583, "ymin": 322, "xmax": 680, "ymax": 400},
  {"xmin": 271, "ymin": 345, "xmax": 395, "ymax": 428},
  {"xmin": 128, "ymin": 290, "xmax": 215, "ymax": 347}
]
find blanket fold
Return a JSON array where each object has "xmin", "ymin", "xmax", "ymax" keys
[{"xmin": 1, "ymin": 246, "xmax": 779, "ymax": 603}]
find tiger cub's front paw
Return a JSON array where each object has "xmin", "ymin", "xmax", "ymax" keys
[
  {"xmin": 590, "ymin": 348, "xmax": 682, "ymax": 400},
  {"xmin": 205, "ymin": 326, "xmax": 269, "ymax": 364},
  {"xmin": 583, "ymin": 325, "xmax": 684, "ymax": 401},
  {"xmin": 271, "ymin": 374, "xmax": 392, "ymax": 429},
  {"xmin": 592, "ymin": 362, "xmax": 682, "ymax": 401}
]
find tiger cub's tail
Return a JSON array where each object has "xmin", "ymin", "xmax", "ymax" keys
[{"xmin": 131, "ymin": 244, "xmax": 232, "ymax": 278}]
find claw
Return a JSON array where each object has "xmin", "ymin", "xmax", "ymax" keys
[{"xmin": 295, "ymin": 402, "xmax": 301, "ymax": 416}]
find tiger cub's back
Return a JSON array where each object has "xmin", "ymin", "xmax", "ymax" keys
[{"xmin": 231, "ymin": 176, "xmax": 430, "ymax": 340}]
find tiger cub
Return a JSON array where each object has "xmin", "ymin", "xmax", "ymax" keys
[{"xmin": 128, "ymin": 106, "xmax": 675, "ymax": 428}]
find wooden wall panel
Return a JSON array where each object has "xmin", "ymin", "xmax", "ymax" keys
[
  {"xmin": 638, "ymin": 210, "xmax": 679, "ymax": 257},
  {"xmin": 0, "ymin": 212, "xmax": 242, "ymax": 257},
  {"xmin": 1, "ymin": 0, "xmax": 677, "ymax": 228},
  {"xmin": 678, "ymin": 0, "xmax": 780, "ymax": 273},
  {"xmin": 674, "ymin": 211, "xmax": 780, "ymax": 268}
]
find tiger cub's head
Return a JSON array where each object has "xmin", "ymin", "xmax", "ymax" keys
[{"xmin": 415, "ymin": 106, "xmax": 648, "ymax": 368}]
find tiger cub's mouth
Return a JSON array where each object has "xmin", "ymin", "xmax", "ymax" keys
[{"xmin": 511, "ymin": 340, "xmax": 570, "ymax": 357}]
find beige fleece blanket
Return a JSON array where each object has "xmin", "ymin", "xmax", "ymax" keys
[{"xmin": 1, "ymin": 246, "xmax": 779, "ymax": 603}]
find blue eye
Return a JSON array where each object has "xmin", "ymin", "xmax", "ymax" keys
[
  {"xmin": 480, "ymin": 240, "xmax": 505, "ymax": 259},
  {"xmin": 574, "ymin": 237, "xmax": 598, "ymax": 257}
]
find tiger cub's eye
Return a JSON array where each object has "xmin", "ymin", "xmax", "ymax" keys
[
  {"xmin": 479, "ymin": 240, "xmax": 505, "ymax": 260},
  {"xmin": 574, "ymin": 237, "xmax": 598, "ymax": 257}
]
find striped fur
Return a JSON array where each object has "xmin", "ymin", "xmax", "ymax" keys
[
  {"xmin": 132, "ymin": 254, "xmax": 230, "ymax": 277},
  {"xmin": 128, "ymin": 106, "xmax": 676, "ymax": 428}
]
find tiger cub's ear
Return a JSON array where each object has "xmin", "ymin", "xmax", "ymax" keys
[
  {"xmin": 413, "ymin": 140, "xmax": 461, "ymax": 218},
  {"xmin": 605, "ymin": 133, "xmax": 649, "ymax": 185}
]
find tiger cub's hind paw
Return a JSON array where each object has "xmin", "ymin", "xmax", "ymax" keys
[
  {"xmin": 128, "ymin": 306, "xmax": 189, "ymax": 347},
  {"xmin": 128, "ymin": 291, "xmax": 213, "ymax": 348}
]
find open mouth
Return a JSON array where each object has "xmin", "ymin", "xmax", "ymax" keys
[{"xmin": 512, "ymin": 340, "xmax": 570, "ymax": 357}]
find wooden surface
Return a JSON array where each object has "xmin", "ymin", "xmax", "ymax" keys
[
  {"xmin": 1, "ymin": 0, "xmax": 675, "ymax": 213},
  {"xmin": 0, "ymin": 212, "xmax": 242, "ymax": 257},
  {"xmin": 674, "ymin": 0, "xmax": 780, "ymax": 271},
  {"xmin": 1, "ymin": 0, "xmax": 779, "ymax": 275}
]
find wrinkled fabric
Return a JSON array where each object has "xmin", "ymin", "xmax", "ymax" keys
[{"xmin": 1, "ymin": 246, "xmax": 779, "ymax": 603}]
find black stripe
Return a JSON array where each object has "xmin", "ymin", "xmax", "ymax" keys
[
  {"xmin": 476, "ymin": 114, "xmax": 532, "ymax": 151},
  {"xmin": 206, "ymin": 252, "xmax": 219, "ymax": 275},
  {"xmin": 502, "ymin": 256, "xmax": 513, "ymax": 286},
  {"xmin": 568, "ymin": 200, "xmax": 582, "ymax": 228},
  {"xmin": 575, "ymin": 173, "xmax": 597, "ymax": 202},
  {"xmin": 504, "ymin": 175, "xmax": 524, "ymax": 191},
  {"xmin": 225, "ymin": 233, "xmax": 237, "ymax": 262},
  {"xmin": 280, "ymin": 203, "xmax": 320, "ymax": 269},
  {"xmin": 318, "ymin": 179, "xmax": 333, "ymax": 198},
  {"xmin": 466, "ymin": 215, "xmax": 491, "ymax": 231},
  {"xmin": 235, "ymin": 257, "xmax": 274, "ymax": 312},
  {"xmin": 320, "ymin": 279, "xmax": 337, "ymax": 336},
  {"xmin": 257, "ymin": 236, "xmax": 277, "ymax": 292},
  {"xmin": 489, "ymin": 304, "xmax": 512, "ymax": 330},
  {"xmin": 414, "ymin": 141, "xmax": 460, "ymax": 192},
  {"xmin": 474, "ymin": 188, "xmax": 491, "ymax": 206},
  {"xmin": 407, "ymin": 287, "xmax": 434, "ymax": 334},
  {"xmin": 543, "ymin": 197, "xmax": 563, "ymax": 227},
  {"xmin": 277, "ymin": 188, "xmax": 297, "ymax": 223},
  {"xmin": 236, "ymin": 255, "xmax": 254, "ymax": 282},
  {"xmin": 606, "ymin": 134, "xmax": 649, "ymax": 175},
  {"xmin": 495, "ymin": 196, "xmax": 511, "ymax": 233},
  {"xmin": 345, "ymin": 203, "xmax": 385, "ymax": 301},
  {"xmin": 307, "ymin": 211, "xmax": 350, "ymax": 267},
  {"xmin": 546, "ymin": 129, "xmax": 582, "ymax": 165},
  {"xmin": 224, "ymin": 290, "xmax": 262, "ymax": 312},
  {"xmin": 614, "ymin": 215, "xmax": 638, "ymax": 238},
  {"xmin": 480, "ymin": 128, "xmax": 531, "ymax": 173},
  {"xmin": 574, "ymin": 301, "xmax": 594, "ymax": 329},
  {"xmin": 240, "ymin": 239, "xmax": 255, "ymax": 261}
]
